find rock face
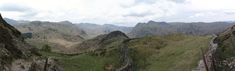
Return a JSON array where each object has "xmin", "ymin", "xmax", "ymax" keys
[
  {"xmin": 0, "ymin": 14, "xmax": 61, "ymax": 71},
  {"xmin": 214, "ymin": 25, "xmax": 235, "ymax": 71}
]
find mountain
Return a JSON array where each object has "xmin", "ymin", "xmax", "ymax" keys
[
  {"xmin": 130, "ymin": 20, "xmax": 235, "ymax": 37},
  {"xmin": 42, "ymin": 31, "xmax": 132, "ymax": 71},
  {"xmin": 3, "ymin": 18, "xmax": 19, "ymax": 25},
  {"xmin": 13, "ymin": 21, "xmax": 88, "ymax": 53},
  {"xmin": 6, "ymin": 18, "xmax": 132, "ymax": 53},
  {"xmin": 129, "ymin": 21, "xmax": 173, "ymax": 37},
  {"xmin": 0, "ymin": 14, "xmax": 61, "ymax": 71},
  {"xmin": 44, "ymin": 30, "xmax": 210, "ymax": 71},
  {"xmin": 77, "ymin": 23, "xmax": 132, "ymax": 38},
  {"xmin": 74, "ymin": 31, "xmax": 129, "ymax": 53}
]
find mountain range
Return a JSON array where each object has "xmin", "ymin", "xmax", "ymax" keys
[{"xmin": 129, "ymin": 20, "xmax": 235, "ymax": 37}]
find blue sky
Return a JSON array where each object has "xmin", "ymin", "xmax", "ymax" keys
[{"xmin": 1, "ymin": 0, "xmax": 235, "ymax": 26}]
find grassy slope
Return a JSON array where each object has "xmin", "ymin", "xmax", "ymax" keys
[
  {"xmin": 128, "ymin": 34, "xmax": 211, "ymax": 71},
  {"xmin": 40, "ymin": 39, "xmax": 124, "ymax": 71},
  {"xmin": 41, "ymin": 51, "xmax": 120, "ymax": 71},
  {"xmin": 40, "ymin": 34, "xmax": 210, "ymax": 71}
]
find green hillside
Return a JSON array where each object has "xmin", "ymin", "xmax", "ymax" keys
[
  {"xmin": 127, "ymin": 34, "xmax": 211, "ymax": 71},
  {"xmin": 39, "ymin": 34, "xmax": 211, "ymax": 71}
]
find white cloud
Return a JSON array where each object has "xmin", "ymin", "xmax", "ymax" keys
[{"xmin": 0, "ymin": 0, "xmax": 235, "ymax": 26}]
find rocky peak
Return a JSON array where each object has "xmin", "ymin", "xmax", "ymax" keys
[
  {"xmin": 104, "ymin": 31, "xmax": 128, "ymax": 39},
  {"xmin": 59, "ymin": 20, "xmax": 73, "ymax": 24},
  {"xmin": 147, "ymin": 20, "xmax": 168, "ymax": 25}
]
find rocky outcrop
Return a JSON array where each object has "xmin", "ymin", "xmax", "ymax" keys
[
  {"xmin": 193, "ymin": 34, "xmax": 218, "ymax": 71},
  {"xmin": 212, "ymin": 25, "xmax": 235, "ymax": 71},
  {"xmin": 116, "ymin": 39, "xmax": 133, "ymax": 71},
  {"xmin": 0, "ymin": 14, "xmax": 61, "ymax": 71},
  {"xmin": 100, "ymin": 31, "xmax": 128, "ymax": 44}
]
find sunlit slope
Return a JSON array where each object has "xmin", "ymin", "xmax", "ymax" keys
[{"xmin": 127, "ymin": 34, "xmax": 211, "ymax": 71}]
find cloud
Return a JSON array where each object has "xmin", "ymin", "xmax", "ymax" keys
[
  {"xmin": 123, "ymin": 12, "xmax": 154, "ymax": 17},
  {"xmin": 225, "ymin": 12, "xmax": 235, "ymax": 15},
  {"xmin": 168, "ymin": 0, "xmax": 186, "ymax": 3},
  {"xmin": 134, "ymin": 0, "xmax": 156, "ymax": 4},
  {"xmin": 0, "ymin": 0, "xmax": 235, "ymax": 26},
  {"xmin": 0, "ymin": 3, "xmax": 31, "ymax": 12},
  {"xmin": 0, "ymin": 3, "xmax": 38, "ymax": 19}
]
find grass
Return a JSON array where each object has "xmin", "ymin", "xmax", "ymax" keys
[
  {"xmin": 128, "ymin": 34, "xmax": 211, "ymax": 71},
  {"xmin": 40, "ymin": 51, "xmax": 120, "ymax": 71},
  {"xmin": 39, "ymin": 34, "xmax": 211, "ymax": 71},
  {"xmin": 39, "ymin": 37, "xmax": 124, "ymax": 71}
]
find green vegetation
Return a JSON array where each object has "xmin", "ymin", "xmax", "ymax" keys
[
  {"xmin": 39, "ymin": 34, "xmax": 211, "ymax": 71},
  {"xmin": 41, "ymin": 44, "xmax": 52, "ymax": 52},
  {"xmin": 39, "ymin": 37, "xmax": 125, "ymax": 71},
  {"xmin": 214, "ymin": 28, "xmax": 235, "ymax": 70},
  {"xmin": 40, "ymin": 49, "xmax": 121, "ymax": 71},
  {"xmin": 128, "ymin": 34, "xmax": 211, "ymax": 71}
]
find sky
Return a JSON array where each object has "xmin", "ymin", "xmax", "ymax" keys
[{"xmin": 1, "ymin": 0, "xmax": 235, "ymax": 26}]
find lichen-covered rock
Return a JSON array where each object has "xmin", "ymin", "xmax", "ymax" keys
[{"xmin": 214, "ymin": 25, "xmax": 235, "ymax": 71}]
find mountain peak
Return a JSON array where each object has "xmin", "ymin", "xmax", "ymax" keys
[
  {"xmin": 106, "ymin": 31, "xmax": 128, "ymax": 38},
  {"xmin": 59, "ymin": 20, "xmax": 73, "ymax": 24},
  {"xmin": 147, "ymin": 20, "xmax": 167, "ymax": 25},
  {"xmin": 147, "ymin": 20, "xmax": 156, "ymax": 23}
]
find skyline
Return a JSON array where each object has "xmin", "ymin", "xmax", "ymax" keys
[{"xmin": 1, "ymin": 0, "xmax": 235, "ymax": 26}]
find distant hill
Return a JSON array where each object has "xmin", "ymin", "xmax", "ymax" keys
[
  {"xmin": 4, "ymin": 18, "xmax": 132, "ymax": 53},
  {"xmin": 13, "ymin": 21, "xmax": 88, "ymax": 53},
  {"xmin": 129, "ymin": 20, "xmax": 235, "ymax": 37},
  {"xmin": 77, "ymin": 23, "xmax": 132, "ymax": 38},
  {"xmin": 73, "ymin": 31, "xmax": 129, "ymax": 53},
  {"xmin": 3, "ymin": 18, "xmax": 19, "ymax": 25}
]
